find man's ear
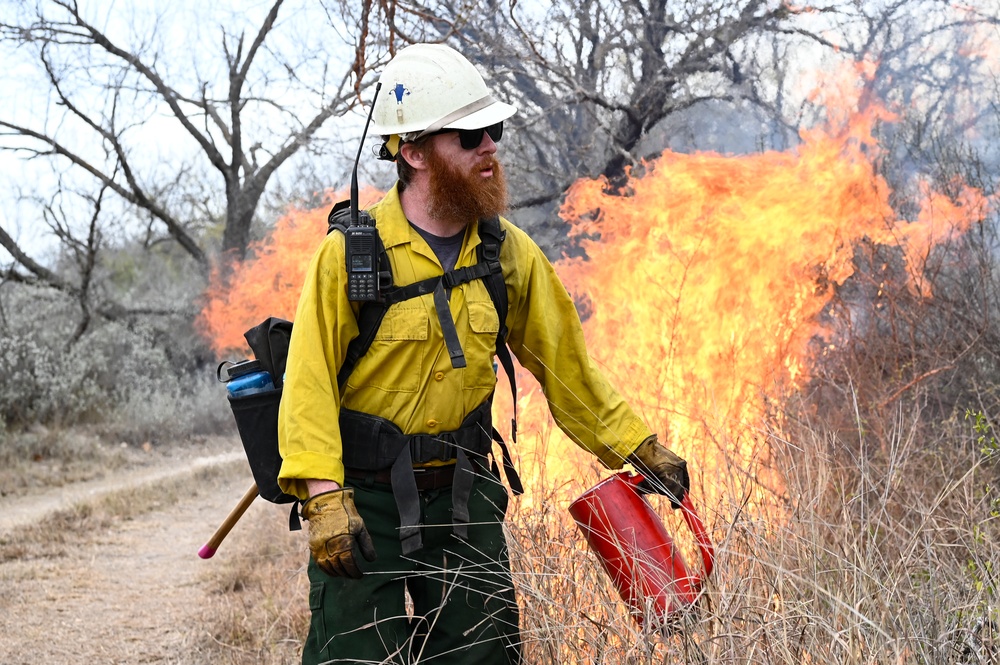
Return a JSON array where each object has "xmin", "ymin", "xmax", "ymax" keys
[{"xmin": 399, "ymin": 141, "xmax": 428, "ymax": 171}]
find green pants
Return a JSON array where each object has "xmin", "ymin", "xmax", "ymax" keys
[{"xmin": 302, "ymin": 467, "xmax": 522, "ymax": 664}]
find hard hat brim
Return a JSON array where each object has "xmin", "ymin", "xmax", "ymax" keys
[{"xmin": 441, "ymin": 100, "xmax": 517, "ymax": 131}]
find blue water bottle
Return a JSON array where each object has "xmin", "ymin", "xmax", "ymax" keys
[{"xmin": 226, "ymin": 359, "xmax": 275, "ymax": 398}]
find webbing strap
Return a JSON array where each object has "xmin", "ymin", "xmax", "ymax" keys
[
  {"xmin": 341, "ymin": 402, "xmax": 493, "ymax": 553},
  {"xmin": 336, "ymin": 262, "xmax": 495, "ymax": 388},
  {"xmin": 493, "ymin": 428, "xmax": 524, "ymax": 495},
  {"xmin": 477, "ymin": 216, "xmax": 519, "ymax": 449},
  {"xmin": 433, "ymin": 282, "xmax": 467, "ymax": 369},
  {"xmin": 382, "ymin": 262, "xmax": 492, "ymax": 305},
  {"xmin": 494, "ymin": 344, "xmax": 518, "ymax": 444},
  {"xmin": 287, "ymin": 501, "xmax": 302, "ymax": 531},
  {"xmin": 390, "ymin": 444, "xmax": 423, "ymax": 554},
  {"xmin": 338, "ymin": 298, "xmax": 389, "ymax": 389},
  {"xmin": 451, "ymin": 448, "xmax": 476, "ymax": 540},
  {"xmin": 330, "ymin": 208, "xmax": 522, "ymax": 500}
]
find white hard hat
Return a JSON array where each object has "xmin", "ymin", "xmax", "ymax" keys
[{"xmin": 372, "ymin": 43, "xmax": 516, "ymax": 143}]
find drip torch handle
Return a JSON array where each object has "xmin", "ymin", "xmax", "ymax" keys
[
  {"xmin": 680, "ymin": 494, "xmax": 715, "ymax": 582},
  {"xmin": 623, "ymin": 471, "xmax": 646, "ymax": 489},
  {"xmin": 198, "ymin": 483, "xmax": 259, "ymax": 559}
]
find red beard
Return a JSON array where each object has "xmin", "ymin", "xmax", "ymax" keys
[{"xmin": 425, "ymin": 146, "xmax": 509, "ymax": 227}]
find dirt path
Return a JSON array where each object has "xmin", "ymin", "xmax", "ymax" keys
[
  {"xmin": 0, "ymin": 449, "xmax": 246, "ymax": 533},
  {"xmin": 0, "ymin": 440, "xmax": 293, "ymax": 664}
]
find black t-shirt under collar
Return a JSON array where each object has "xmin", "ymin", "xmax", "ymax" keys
[{"xmin": 410, "ymin": 223, "xmax": 465, "ymax": 272}]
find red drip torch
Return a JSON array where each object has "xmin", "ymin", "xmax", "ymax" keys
[{"xmin": 568, "ymin": 472, "xmax": 714, "ymax": 625}]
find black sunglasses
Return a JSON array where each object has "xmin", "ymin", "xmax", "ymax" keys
[{"xmin": 430, "ymin": 122, "xmax": 504, "ymax": 150}]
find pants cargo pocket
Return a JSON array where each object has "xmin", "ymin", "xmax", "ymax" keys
[{"xmin": 303, "ymin": 580, "xmax": 329, "ymax": 665}]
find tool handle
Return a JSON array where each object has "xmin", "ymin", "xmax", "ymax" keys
[
  {"xmin": 679, "ymin": 495, "xmax": 715, "ymax": 584},
  {"xmin": 197, "ymin": 483, "xmax": 259, "ymax": 559}
]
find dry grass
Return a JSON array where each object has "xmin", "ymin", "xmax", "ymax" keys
[
  {"xmin": 196, "ymin": 399, "xmax": 999, "ymax": 664},
  {"xmin": 0, "ymin": 427, "xmax": 131, "ymax": 496},
  {"xmin": 506, "ymin": 400, "xmax": 1000, "ymax": 664}
]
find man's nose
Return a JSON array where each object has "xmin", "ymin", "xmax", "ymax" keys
[{"xmin": 477, "ymin": 132, "xmax": 497, "ymax": 155}]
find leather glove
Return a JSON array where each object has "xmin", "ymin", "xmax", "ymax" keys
[
  {"xmin": 627, "ymin": 435, "xmax": 690, "ymax": 508},
  {"xmin": 301, "ymin": 488, "xmax": 377, "ymax": 578}
]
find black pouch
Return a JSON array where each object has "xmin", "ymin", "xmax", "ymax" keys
[
  {"xmin": 227, "ymin": 386, "xmax": 296, "ymax": 504},
  {"xmin": 222, "ymin": 316, "xmax": 298, "ymax": 508}
]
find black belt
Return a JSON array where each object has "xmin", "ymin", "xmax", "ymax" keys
[{"xmin": 345, "ymin": 465, "xmax": 456, "ymax": 490}]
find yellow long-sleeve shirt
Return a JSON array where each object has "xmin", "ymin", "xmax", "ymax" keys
[{"xmin": 277, "ymin": 184, "xmax": 650, "ymax": 500}]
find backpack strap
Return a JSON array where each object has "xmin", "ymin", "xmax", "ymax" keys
[
  {"xmin": 326, "ymin": 199, "xmax": 351, "ymax": 233},
  {"xmin": 477, "ymin": 216, "xmax": 523, "ymax": 495},
  {"xmin": 330, "ymin": 207, "xmax": 505, "ymax": 389},
  {"xmin": 337, "ymin": 299, "xmax": 389, "ymax": 389},
  {"xmin": 327, "ymin": 201, "xmax": 394, "ymax": 389}
]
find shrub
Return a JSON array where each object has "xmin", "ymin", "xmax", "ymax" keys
[{"xmin": 0, "ymin": 282, "xmax": 233, "ymax": 442}]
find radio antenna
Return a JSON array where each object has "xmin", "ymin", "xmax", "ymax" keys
[{"xmin": 351, "ymin": 82, "xmax": 382, "ymax": 227}]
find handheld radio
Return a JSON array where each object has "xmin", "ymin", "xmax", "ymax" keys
[{"xmin": 345, "ymin": 82, "xmax": 384, "ymax": 302}]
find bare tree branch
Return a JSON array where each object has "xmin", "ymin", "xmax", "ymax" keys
[{"xmin": 0, "ymin": 223, "xmax": 74, "ymax": 292}]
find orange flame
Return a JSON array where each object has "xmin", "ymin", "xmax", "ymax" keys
[{"xmin": 496, "ymin": 61, "xmax": 988, "ymax": 499}]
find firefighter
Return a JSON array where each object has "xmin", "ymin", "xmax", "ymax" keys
[{"xmin": 277, "ymin": 43, "xmax": 689, "ymax": 665}]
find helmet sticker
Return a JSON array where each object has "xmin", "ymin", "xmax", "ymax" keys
[{"xmin": 392, "ymin": 83, "xmax": 409, "ymax": 104}]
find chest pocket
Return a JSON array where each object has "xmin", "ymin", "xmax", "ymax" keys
[
  {"xmin": 374, "ymin": 301, "xmax": 430, "ymax": 342},
  {"xmin": 463, "ymin": 298, "xmax": 501, "ymax": 390},
  {"xmin": 350, "ymin": 301, "xmax": 428, "ymax": 393}
]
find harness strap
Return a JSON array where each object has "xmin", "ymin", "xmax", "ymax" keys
[
  {"xmin": 390, "ymin": 444, "xmax": 423, "ymax": 554},
  {"xmin": 336, "ymin": 262, "xmax": 495, "ymax": 387},
  {"xmin": 451, "ymin": 447, "xmax": 475, "ymax": 541},
  {"xmin": 432, "ymin": 281, "xmax": 467, "ymax": 369},
  {"xmin": 340, "ymin": 402, "xmax": 494, "ymax": 553},
  {"xmin": 493, "ymin": 427, "xmax": 524, "ymax": 495},
  {"xmin": 476, "ymin": 217, "xmax": 519, "ymax": 451},
  {"xmin": 331, "ymin": 208, "xmax": 523, "ymax": 509},
  {"xmin": 337, "ymin": 297, "xmax": 389, "ymax": 389}
]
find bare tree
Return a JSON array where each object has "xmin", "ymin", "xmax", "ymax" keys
[
  {"xmin": 2, "ymin": 0, "xmax": 996, "ymax": 306},
  {"xmin": 0, "ymin": 0, "xmax": 375, "ymax": 290}
]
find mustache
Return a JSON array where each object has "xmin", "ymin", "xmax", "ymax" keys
[{"xmin": 473, "ymin": 156, "xmax": 499, "ymax": 172}]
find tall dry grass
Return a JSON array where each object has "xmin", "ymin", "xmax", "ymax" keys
[
  {"xmin": 199, "ymin": 393, "xmax": 999, "ymax": 664},
  {"xmin": 511, "ymin": 398, "xmax": 998, "ymax": 664}
]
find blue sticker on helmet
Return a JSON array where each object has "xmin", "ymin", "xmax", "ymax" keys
[{"xmin": 392, "ymin": 83, "xmax": 409, "ymax": 103}]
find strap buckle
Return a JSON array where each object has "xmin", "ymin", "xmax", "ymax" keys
[
  {"xmin": 440, "ymin": 270, "xmax": 462, "ymax": 290},
  {"xmin": 410, "ymin": 434, "xmax": 456, "ymax": 464},
  {"xmin": 481, "ymin": 243, "xmax": 500, "ymax": 263}
]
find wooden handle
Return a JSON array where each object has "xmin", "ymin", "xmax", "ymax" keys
[{"xmin": 197, "ymin": 483, "xmax": 259, "ymax": 559}]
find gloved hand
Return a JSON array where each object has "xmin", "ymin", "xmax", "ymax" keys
[
  {"xmin": 627, "ymin": 435, "xmax": 690, "ymax": 508},
  {"xmin": 301, "ymin": 488, "xmax": 377, "ymax": 578}
]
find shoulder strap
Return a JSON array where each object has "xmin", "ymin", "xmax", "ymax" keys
[
  {"xmin": 476, "ymin": 216, "xmax": 519, "ymax": 453},
  {"xmin": 476, "ymin": 216, "xmax": 522, "ymax": 493},
  {"xmin": 327, "ymin": 199, "xmax": 351, "ymax": 234},
  {"xmin": 337, "ymin": 300, "xmax": 390, "ymax": 388}
]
